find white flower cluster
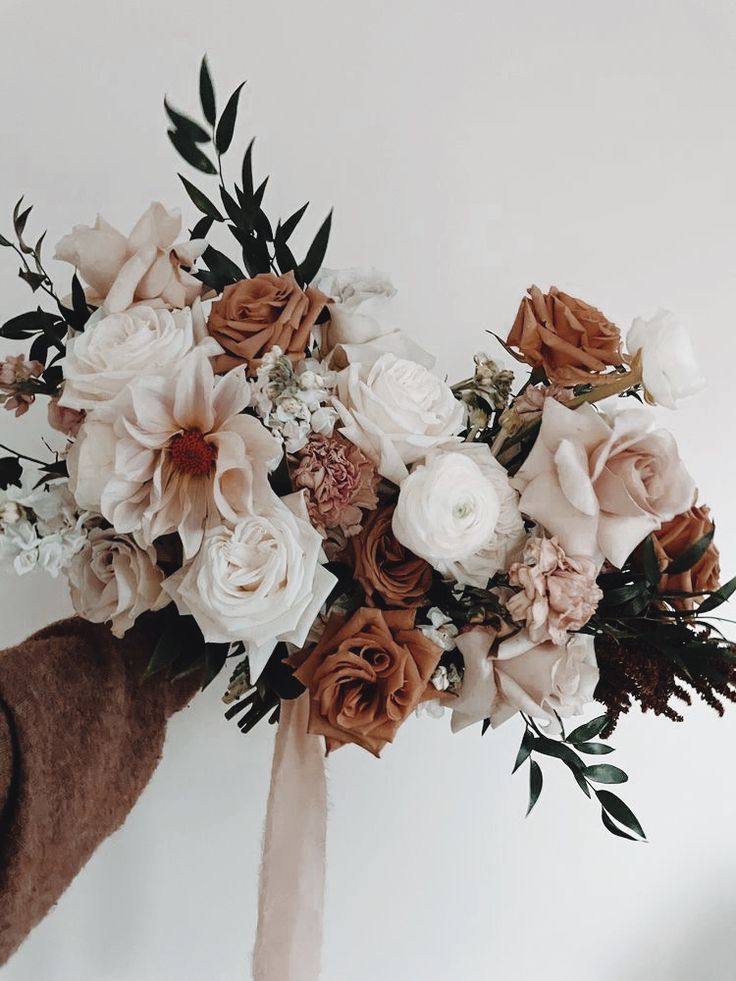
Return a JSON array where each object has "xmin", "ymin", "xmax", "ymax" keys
[
  {"xmin": 0, "ymin": 481, "xmax": 87, "ymax": 577},
  {"xmin": 251, "ymin": 347, "xmax": 338, "ymax": 452}
]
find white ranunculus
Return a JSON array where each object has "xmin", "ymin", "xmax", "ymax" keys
[
  {"xmin": 627, "ymin": 310, "xmax": 706, "ymax": 409},
  {"xmin": 54, "ymin": 202, "xmax": 206, "ymax": 314},
  {"xmin": 451, "ymin": 628, "xmax": 599, "ymax": 733},
  {"xmin": 59, "ymin": 303, "xmax": 219, "ymax": 413},
  {"xmin": 316, "ymin": 267, "xmax": 435, "ymax": 369},
  {"xmin": 163, "ymin": 491, "xmax": 337, "ymax": 679},
  {"xmin": 68, "ymin": 526, "xmax": 167, "ymax": 638},
  {"xmin": 333, "ymin": 354, "xmax": 465, "ymax": 483},
  {"xmin": 392, "ymin": 442, "xmax": 525, "ymax": 587}
]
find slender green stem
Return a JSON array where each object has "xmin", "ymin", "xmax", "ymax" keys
[{"xmin": 0, "ymin": 442, "xmax": 49, "ymax": 467}]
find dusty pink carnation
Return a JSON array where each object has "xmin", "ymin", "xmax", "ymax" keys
[
  {"xmin": 292, "ymin": 433, "xmax": 379, "ymax": 536},
  {"xmin": 48, "ymin": 395, "xmax": 85, "ymax": 438},
  {"xmin": 0, "ymin": 355, "xmax": 43, "ymax": 417},
  {"xmin": 513, "ymin": 383, "xmax": 573, "ymax": 416},
  {"xmin": 506, "ymin": 537, "xmax": 602, "ymax": 645}
]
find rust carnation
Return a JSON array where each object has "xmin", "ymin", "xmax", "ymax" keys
[
  {"xmin": 506, "ymin": 285, "xmax": 625, "ymax": 385},
  {"xmin": 292, "ymin": 433, "xmax": 379, "ymax": 536},
  {"xmin": 352, "ymin": 505, "xmax": 433, "ymax": 609},
  {"xmin": 207, "ymin": 270, "xmax": 328, "ymax": 374},
  {"xmin": 291, "ymin": 608, "xmax": 443, "ymax": 755},
  {"xmin": 652, "ymin": 505, "xmax": 721, "ymax": 610}
]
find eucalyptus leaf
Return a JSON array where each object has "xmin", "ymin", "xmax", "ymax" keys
[
  {"xmin": 215, "ymin": 81, "xmax": 246, "ymax": 155},
  {"xmin": 597, "ymin": 790, "xmax": 646, "ymax": 839},
  {"xmin": 199, "ymin": 55, "xmax": 217, "ymax": 127},
  {"xmin": 567, "ymin": 714, "xmax": 610, "ymax": 745},
  {"xmin": 601, "ymin": 809, "xmax": 639, "ymax": 841},
  {"xmin": 297, "ymin": 210, "xmax": 332, "ymax": 286},
  {"xmin": 575, "ymin": 742, "xmax": 615, "ymax": 755},
  {"xmin": 666, "ymin": 526, "xmax": 715, "ymax": 576},
  {"xmin": 584, "ymin": 764, "xmax": 628, "ymax": 784},
  {"xmin": 168, "ymin": 130, "xmax": 217, "ymax": 175},
  {"xmin": 512, "ymin": 728, "xmax": 533, "ymax": 773},
  {"xmin": 164, "ymin": 98, "xmax": 210, "ymax": 144},
  {"xmin": 179, "ymin": 174, "xmax": 224, "ymax": 220},
  {"xmin": 531, "ymin": 736, "xmax": 584, "ymax": 771},
  {"xmin": 526, "ymin": 759, "xmax": 543, "ymax": 816}
]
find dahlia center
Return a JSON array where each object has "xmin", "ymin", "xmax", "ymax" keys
[{"xmin": 170, "ymin": 430, "xmax": 217, "ymax": 476}]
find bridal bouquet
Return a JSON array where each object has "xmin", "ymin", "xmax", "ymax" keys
[{"xmin": 2, "ymin": 59, "xmax": 735, "ymax": 849}]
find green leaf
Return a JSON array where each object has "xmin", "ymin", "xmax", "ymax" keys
[
  {"xmin": 571, "ymin": 767, "xmax": 592, "ymax": 798},
  {"xmin": 197, "ymin": 244, "xmax": 244, "ymax": 292},
  {"xmin": 695, "ymin": 574, "xmax": 736, "ymax": 614},
  {"xmin": 18, "ymin": 268, "xmax": 45, "ymax": 292},
  {"xmin": 600, "ymin": 582, "xmax": 649, "ymax": 607},
  {"xmin": 199, "ymin": 55, "xmax": 217, "ymax": 128},
  {"xmin": 202, "ymin": 643, "xmax": 229, "ymax": 690},
  {"xmin": 168, "ymin": 130, "xmax": 217, "ymax": 175},
  {"xmin": 567, "ymin": 714, "xmax": 610, "ymax": 745},
  {"xmin": 597, "ymin": 790, "xmax": 646, "ymax": 839},
  {"xmin": 526, "ymin": 759, "xmax": 543, "ymax": 816},
  {"xmin": 164, "ymin": 98, "xmax": 210, "ymax": 143},
  {"xmin": 666, "ymin": 526, "xmax": 715, "ymax": 576},
  {"xmin": 1, "ymin": 309, "xmax": 61, "ymax": 339},
  {"xmin": 297, "ymin": 210, "xmax": 332, "ymax": 286},
  {"xmin": 0, "ymin": 457, "xmax": 23, "ymax": 490},
  {"xmin": 190, "ymin": 216, "xmax": 215, "ymax": 240},
  {"xmin": 215, "ymin": 81, "xmax": 246, "ymax": 156},
  {"xmin": 576, "ymin": 742, "xmax": 615, "ymax": 755},
  {"xmin": 241, "ymin": 138, "xmax": 255, "ymax": 200},
  {"xmin": 584, "ymin": 764, "xmax": 628, "ymax": 784},
  {"xmin": 144, "ymin": 624, "xmax": 183, "ymax": 678},
  {"xmin": 642, "ymin": 534, "xmax": 662, "ymax": 585},
  {"xmin": 601, "ymin": 808, "xmax": 639, "ymax": 841},
  {"xmin": 220, "ymin": 188, "xmax": 243, "ymax": 225},
  {"xmin": 512, "ymin": 728, "xmax": 533, "ymax": 773},
  {"xmin": 274, "ymin": 232, "xmax": 298, "ymax": 275},
  {"xmin": 532, "ymin": 736, "xmax": 584, "ymax": 771},
  {"xmin": 279, "ymin": 202, "xmax": 309, "ymax": 242},
  {"xmin": 178, "ymin": 174, "xmax": 224, "ymax": 220},
  {"xmin": 13, "ymin": 198, "xmax": 32, "ymax": 246},
  {"xmin": 0, "ymin": 233, "xmax": 12, "ymax": 247}
]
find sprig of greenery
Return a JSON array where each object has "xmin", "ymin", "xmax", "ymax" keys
[
  {"xmin": 165, "ymin": 55, "xmax": 332, "ymax": 294},
  {"xmin": 512, "ymin": 713, "xmax": 647, "ymax": 841}
]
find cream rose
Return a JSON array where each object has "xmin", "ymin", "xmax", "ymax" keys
[
  {"xmin": 512, "ymin": 399, "xmax": 696, "ymax": 569},
  {"xmin": 392, "ymin": 442, "xmax": 525, "ymax": 587},
  {"xmin": 627, "ymin": 310, "xmax": 706, "ymax": 409},
  {"xmin": 451, "ymin": 628, "xmax": 599, "ymax": 733},
  {"xmin": 333, "ymin": 354, "xmax": 465, "ymax": 483},
  {"xmin": 68, "ymin": 526, "xmax": 167, "ymax": 638},
  {"xmin": 163, "ymin": 491, "xmax": 337, "ymax": 679},
  {"xmin": 316, "ymin": 267, "xmax": 435, "ymax": 369},
  {"xmin": 54, "ymin": 202, "xmax": 205, "ymax": 314},
  {"xmin": 59, "ymin": 302, "xmax": 218, "ymax": 413}
]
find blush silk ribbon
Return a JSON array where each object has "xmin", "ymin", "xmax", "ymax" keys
[{"xmin": 253, "ymin": 693, "xmax": 327, "ymax": 981}]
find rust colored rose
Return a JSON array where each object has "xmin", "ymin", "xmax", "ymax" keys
[
  {"xmin": 506, "ymin": 285, "xmax": 625, "ymax": 385},
  {"xmin": 207, "ymin": 270, "xmax": 328, "ymax": 374},
  {"xmin": 291, "ymin": 608, "xmax": 442, "ymax": 755},
  {"xmin": 652, "ymin": 505, "xmax": 721, "ymax": 610},
  {"xmin": 352, "ymin": 505, "xmax": 433, "ymax": 609}
]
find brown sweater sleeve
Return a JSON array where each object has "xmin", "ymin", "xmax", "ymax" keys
[{"xmin": 0, "ymin": 615, "xmax": 200, "ymax": 966}]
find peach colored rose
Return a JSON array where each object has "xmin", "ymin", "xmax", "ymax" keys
[
  {"xmin": 47, "ymin": 396, "xmax": 85, "ymax": 438},
  {"xmin": 292, "ymin": 433, "xmax": 379, "ymax": 535},
  {"xmin": 652, "ymin": 505, "xmax": 720, "ymax": 610},
  {"xmin": 291, "ymin": 608, "xmax": 442, "ymax": 755},
  {"xmin": 352, "ymin": 505, "xmax": 433, "ymax": 609},
  {"xmin": 207, "ymin": 271, "xmax": 328, "ymax": 374},
  {"xmin": 506, "ymin": 285, "xmax": 625, "ymax": 385}
]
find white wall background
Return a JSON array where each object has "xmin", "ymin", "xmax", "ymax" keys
[{"xmin": 2, "ymin": 1, "xmax": 736, "ymax": 978}]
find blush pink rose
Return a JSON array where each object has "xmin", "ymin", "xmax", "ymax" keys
[{"xmin": 512, "ymin": 399, "xmax": 696, "ymax": 569}]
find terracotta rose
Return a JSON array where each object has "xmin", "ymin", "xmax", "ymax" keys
[
  {"xmin": 352, "ymin": 505, "xmax": 433, "ymax": 609},
  {"xmin": 506, "ymin": 285, "xmax": 625, "ymax": 385},
  {"xmin": 207, "ymin": 270, "xmax": 328, "ymax": 373},
  {"xmin": 291, "ymin": 608, "xmax": 443, "ymax": 755},
  {"xmin": 652, "ymin": 505, "xmax": 720, "ymax": 610}
]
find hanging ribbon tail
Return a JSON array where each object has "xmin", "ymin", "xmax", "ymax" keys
[{"xmin": 253, "ymin": 693, "xmax": 327, "ymax": 981}]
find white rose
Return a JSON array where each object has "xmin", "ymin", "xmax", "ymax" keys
[
  {"xmin": 59, "ymin": 303, "xmax": 219, "ymax": 413},
  {"xmin": 392, "ymin": 442, "xmax": 525, "ymax": 587},
  {"xmin": 334, "ymin": 354, "xmax": 465, "ymax": 483},
  {"xmin": 54, "ymin": 202, "xmax": 205, "ymax": 314},
  {"xmin": 163, "ymin": 491, "xmax": 337, "ymax": 679},
  {"xmin": 68, "ymin": 527, "xmax": 167, "ymax": 638},
  {"xmin": 627, "ymin": 310, "xmax": 706, "ymax": 409},
  {"xmin": 451, "ymin": 628, "xmax": 599, "ymax": 733},
  {"xmin": 316, "ymin": 267, "xmax": 435, "ymax": 369}
]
